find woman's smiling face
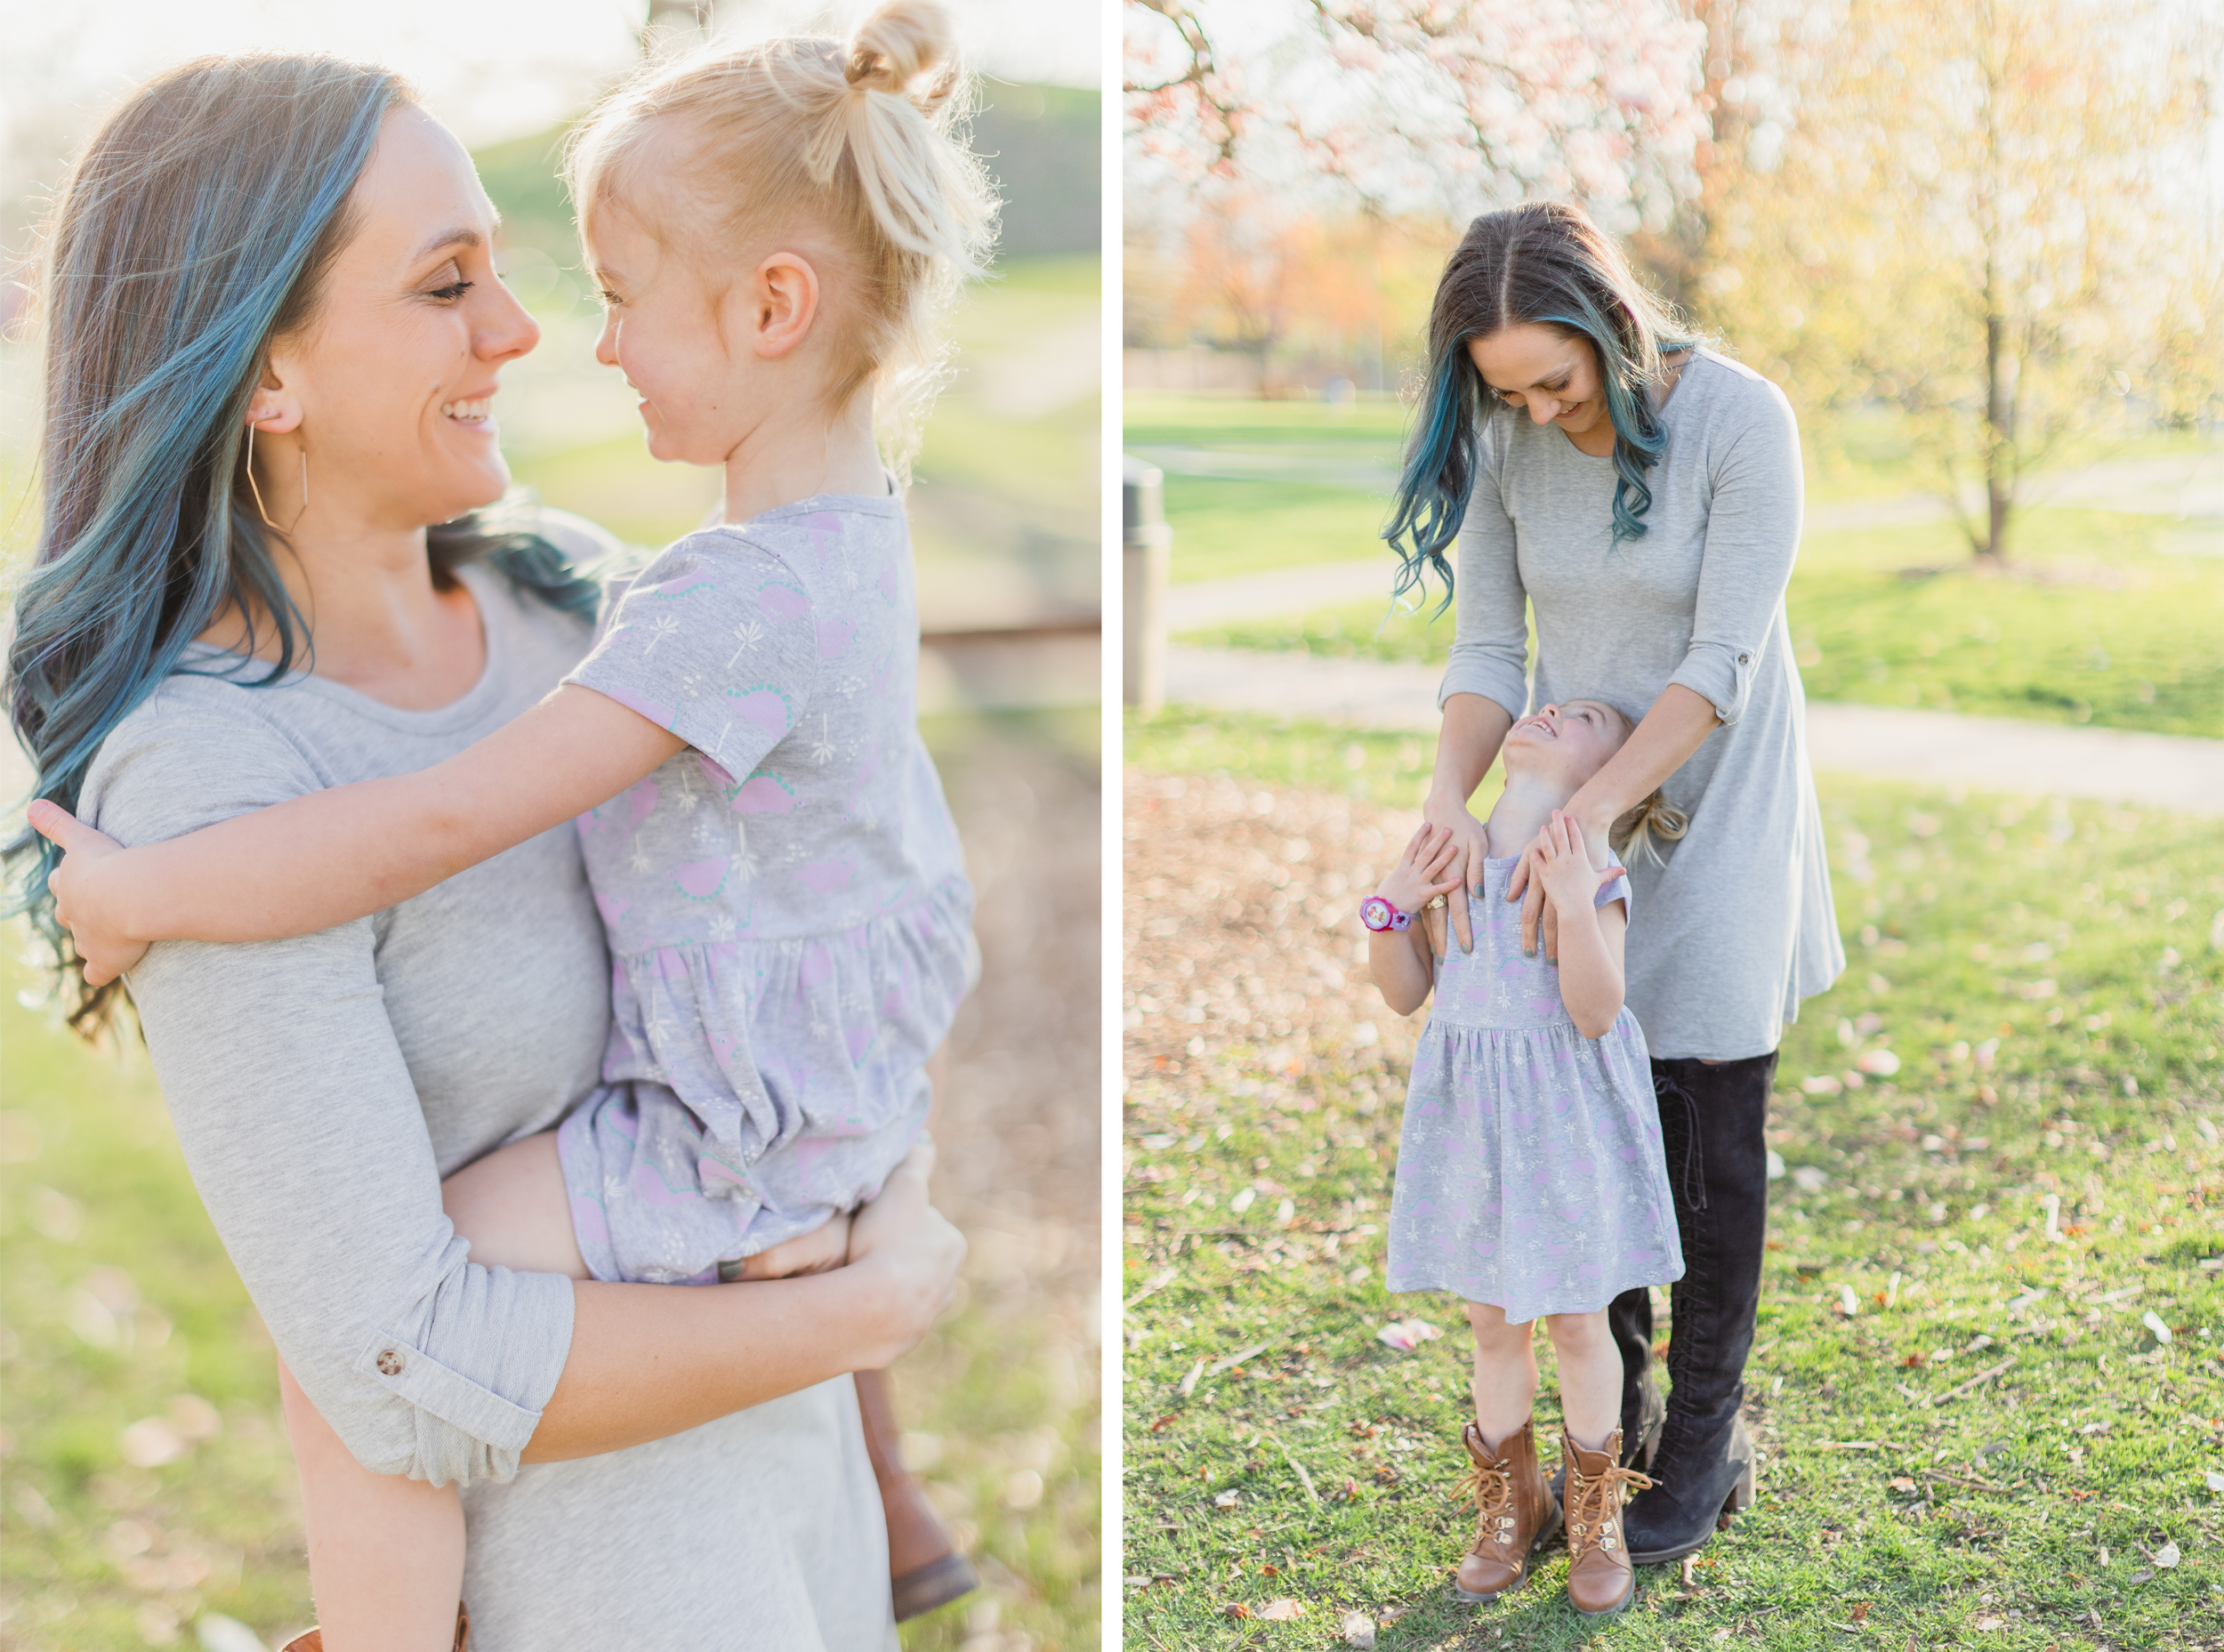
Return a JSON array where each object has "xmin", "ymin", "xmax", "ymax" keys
[
  {"xmin": 1467, "ymin": 323, "xmax": 1608, "ymax": 441},
  {"xmin": 266, "ymin": 106, "xmax": 538, "ymax": 530}
]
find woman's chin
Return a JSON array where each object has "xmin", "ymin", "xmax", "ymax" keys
[{"xmin": 420, "ymin": 463, "xmax": 512, "ymax": 525}]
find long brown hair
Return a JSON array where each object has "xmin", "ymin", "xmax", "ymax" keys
[
  {"xmin": 1385, "ymin": 200, "xmax": 1696, "ymax": 608},
  {"xmin": 6, "ymin": 55, "xmax": 595, "ymax": 1039}
]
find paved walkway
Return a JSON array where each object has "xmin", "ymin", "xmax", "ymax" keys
[{"xmin": 1164, "ymin": 644, "xmax": 2224, "ymax": 815}]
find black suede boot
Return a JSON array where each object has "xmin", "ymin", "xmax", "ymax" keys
[{"xmin": 1619, "ymin": 1051, "xmax": 1773, "ymax": 1565}]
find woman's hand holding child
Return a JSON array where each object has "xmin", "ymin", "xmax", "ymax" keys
[
  {"xmin": 844, "ymin": 1142, "xmax": 967, "ymax": 1366},
  {"xmin": 736, "ymin": 1211, "xmax": 855, "ymax": 1279}
]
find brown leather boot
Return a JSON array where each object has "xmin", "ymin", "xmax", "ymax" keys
[
  {"xmin": 279, "ymin": 1603, "xmax": 468, "ymax": 1651},
  {"xmin": 1563, "ymin": 1430, "xmax": 1653, "ymax": 1616},
  {"xmin": 1452, "ymin": 1420, "xmax": 1561, "ymax": 1602},
  {"xmin": 855, "ymin": 1367, "xmax": 979, "ymax": 1621}
]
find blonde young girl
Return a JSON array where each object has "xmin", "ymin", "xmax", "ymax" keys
[
  {"xmin": 1364, "ymin": 699, "xmax": 1689, "ymax": 1617},
  {"xmin": 33, "ymin": 4, "xmax": 992, "ymax": 1644}
]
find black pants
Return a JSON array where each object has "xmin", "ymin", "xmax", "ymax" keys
[{"xmin": 1608, "ymin": 1051, "xmax": 1776, "ymax": 1451}]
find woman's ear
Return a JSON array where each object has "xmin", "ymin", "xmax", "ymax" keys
[
  {"xmin": 245, "ymin": 359, "xmax": 304, "ymax": 435},
  {"xmin": 746, "ymin": 251, "xmax": 821, "ymax": 359}
]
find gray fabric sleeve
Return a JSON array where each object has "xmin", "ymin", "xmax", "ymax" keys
[
  {"xmin": 1439, "ymin": 425, "xmax": 1532, "ymax": 721},
  {"xmin": 1664, "ymin": 382, "xmax": 1804, "ymax": 727},
  {"xmin": 79, "ymin": 703, "xmax": 576, "ymax": 1488},
  {"xmin": 563, "ymin": 529, "xmax": 822, "ymax": 786}
]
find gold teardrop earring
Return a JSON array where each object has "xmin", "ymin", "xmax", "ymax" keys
[{"xmin": 245, "ymin": 420, "xmax": 309, "ymax": 534}]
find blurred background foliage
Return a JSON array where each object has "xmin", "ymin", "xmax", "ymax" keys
[
  {"xmin": 1124, "ymin": 0, "xmax": 2222, "ymax": 567},
  {"xmin": 1, "ymin": 5, "xmax": 1101, "ymax": 1649}
]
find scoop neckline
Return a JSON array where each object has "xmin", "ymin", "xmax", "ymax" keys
[
  {"xmin": 176, "ymin": 563, "xmax": 510, "ymax": 734},
  {"xmin": 1552, "ymin": 344, "xmax": 1706, "ymax": 461}
]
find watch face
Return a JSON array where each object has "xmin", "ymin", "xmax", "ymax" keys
[{"xmin": 1360, "ymin": 897, "xmax": 1394, "ymax": 931}]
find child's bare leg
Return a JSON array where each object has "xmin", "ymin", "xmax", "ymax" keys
[
  {"xmin": 1544, "ymin": 1309, "xmax": 1622, "ymax": 1453},
  {"xmin": 273, "ymin": 1132, "xmax": 583, "ymax": 1648},
  {"xmin": 439, "ymin": 1129, "xmax": 590, "ymax": 1278},
  {"xmin": 1467, "ymin": 1301, "xmax": 1540, "ymax": 1447},
  {"xmin": 278, "ymin": 1358, "xmax": 464, "ymax": 1652}
]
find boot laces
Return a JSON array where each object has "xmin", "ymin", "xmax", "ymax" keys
[
  {"xmin": 1455, "ymin": 1451, "xmax": 1518, "ymax": 1551},
  {"xmin": 1565, "ymin": 1455, "xmax": 1654, "ymax": 1561}
]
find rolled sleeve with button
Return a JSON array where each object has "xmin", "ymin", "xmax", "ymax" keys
[
  {"xmin": 1664, "ymin": 403, "xmax": 1804, "ymax": 728},
  {"xmin": 83, "ymin": 697, "xmax": 586, "ymax": 1487},
  {"xmin": 71, "ymin": 551, "xmax": 895, "ymax": 1648},
  {"xmin": 73, "ymin": 567, "xmax": 612, "ymax": 1489}
]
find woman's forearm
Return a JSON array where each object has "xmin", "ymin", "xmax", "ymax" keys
[
  {"xmin": 525, "ymin": 1268, "xmax": 906, "ymax": 1463},
  {"xmin": 1567, "ymin": 683, "xmax": 1718, "ymax": 836},
  {"xmin": 1427, "ymin": 693, "xmax": 1515, "ymax": 811}
]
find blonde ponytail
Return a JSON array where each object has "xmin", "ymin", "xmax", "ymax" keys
[
  {"xmin": 566, "ymin": 0, "xmax": 998, "ymax": 466},
  {"xmin": 1609, "ymin": 788, "xmax": 1690, "ymax": 868}
]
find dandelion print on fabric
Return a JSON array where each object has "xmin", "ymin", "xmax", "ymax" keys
[
  {"xmin": 554, "ymin": 493, "xmax": 976, "ymax": 1285},
  {"xmin": 1385, "ymin": 856, "xmax": 1683, "ymax": 1324}
]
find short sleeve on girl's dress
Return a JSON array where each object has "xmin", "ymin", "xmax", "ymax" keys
[
  {"xmin": 1594, "ymin": 848, "xmax": 1633, "ymax": 917},
  {"xmin": 562, "ymin": 529, "xmax": 822, "ymax": 787}
]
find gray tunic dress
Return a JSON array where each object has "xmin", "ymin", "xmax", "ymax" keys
[
  {"xmin": 77, "ymin": 540, "xmax": 895, "ymax": 1651},
  {"xmin": 1384, "ymin": 858, "xmax": 1684, "ymax": 1322},
  {"xmin": 1439, "ymin": 348, "xmax": 1845, "ymax": 1060}
]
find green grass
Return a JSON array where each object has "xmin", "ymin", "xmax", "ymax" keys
[
  {"xmin": 1120, "ymin": 706, "xmax": 1460, "ymax": 803},
  {"xmin": 1173, "ymin": 506, "xmax": 2224, "ymax": 739},
  {"xmin": 1122, "ymin": 735, "xmax": 2224, "ymax": 1649}
]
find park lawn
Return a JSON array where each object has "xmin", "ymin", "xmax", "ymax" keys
[
  {"xmin": 0, "ymin": 710, "xmax": 1099, "ymax": 1652},
  {"xmin": 1179, "ymin": 506, "xmax": 2224, "ymax": 739},
  {"xmin": 1121, "ymin": 713, "xmax": 2224, "ymax": 1651},
  {"xmin": 1124, "ymin": 391, "xmax": 2216, "ymax": 588}
]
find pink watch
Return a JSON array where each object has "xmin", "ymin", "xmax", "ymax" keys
[{"xmin": 1360, "ymin": 896, "xmax": 1412, "ymax": 932}]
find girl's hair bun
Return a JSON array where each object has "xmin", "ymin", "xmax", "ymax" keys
[
  {"xmin": 564, "ymin": 0, "xmax": 995, "ymax": 470},
  {"xmin": 1609, "ymin": 788, "xmax": 1691, "ymax": 868},
  {"xmin": 845, "ymin": 0, "xmax": 960, "ymax": 116}
]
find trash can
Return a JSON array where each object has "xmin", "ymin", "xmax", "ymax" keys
[{"xmin": 1123, "ymin": 455, "xmax": 1172, "ymax": 713}]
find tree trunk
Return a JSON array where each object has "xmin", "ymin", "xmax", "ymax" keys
[
  {"xmin": 1974, "ymin": 0, "xmax": 2014, "ymax": 565},
  {"xmin": 1981, "ymin": 303, "xmax": 2013, "ymax": 564}
]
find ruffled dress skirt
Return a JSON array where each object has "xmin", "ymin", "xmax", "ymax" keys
[
  {"xmin": 559, "ymin": 874, "xmax": 975, "ymax": 1285},
  {"xmin": 1383, "ymin": 869, "xmax": 1684, "ymax": 1323}
]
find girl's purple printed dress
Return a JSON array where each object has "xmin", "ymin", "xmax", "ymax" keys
[
  {"xmin": 552, "ymin": 493, "xmax": 975, "ymax": 1284},
  {"xmin": 1384, "ymin": 855, "xmax": 1683, "ymax": 1323}
]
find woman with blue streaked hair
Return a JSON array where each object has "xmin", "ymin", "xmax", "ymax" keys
[
  {"xmin": 4, "ymin": 52, "xmax": 962, "ymax": 1650},
  {"xmin": 1381, "ymin": 198, "xmax": 1843, "ymax": 1578}
]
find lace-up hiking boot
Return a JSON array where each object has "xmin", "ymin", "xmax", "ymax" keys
[
  {"xmin": 1562, "ymin": 1430, "xmax": 1653, "ymax": 1616},
  {"xmin": 1452, "ymin": 1420, "xmax": 1560, "ymax": 1602}
]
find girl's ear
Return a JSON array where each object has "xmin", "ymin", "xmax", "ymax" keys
[{"xmin": 747, "ymin": 251, "xmax": 821, "ymax": 359}]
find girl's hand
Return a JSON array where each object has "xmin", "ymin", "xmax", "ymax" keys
[
  {"xmin": 1376, "ymin": 823, "xmax": 1463, "ymax": 919},
  {"xmin": 25, "ymin": 801, "xmax": 144, "ymax": 987},
  {"xmin": 843, "ymin": 1143, "xmax": 965, "ymax": 1365},
  {"xmin": 1509, "ymin": 811, "xmax": 1616, "ymax": 962},
  {"xmin": 733, "ymin": 1210, "xmax": 854, "ymax": 1279},
  {"xmin": 1418, "ymin": 789, "xmax": 1490, "ymax": 954},
  {"xmin": 1533, "ymin": 810, "xmax": 1625, "ymax": 917}
]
